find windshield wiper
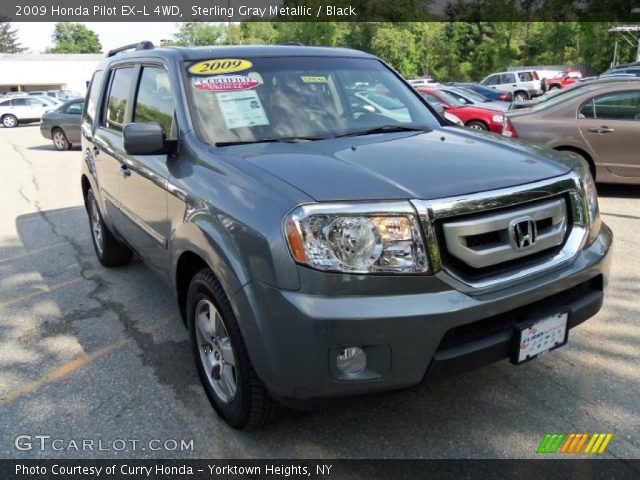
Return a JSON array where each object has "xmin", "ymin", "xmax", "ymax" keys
[
  {"xmin": 216, "ymin": 136, "xmax": 326, "ymax": 147},
  {"xmin": 334, "ymin": 125, "xmax": 431, "ymax": 138}
]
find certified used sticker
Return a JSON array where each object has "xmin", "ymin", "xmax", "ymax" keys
[
  {"xmin": 194, "ymin": 75, "xmax": 261, "ymax": 91},
  {"xmin": 189, "ymin": 59, "xmax": 253, "ymax": 75}
]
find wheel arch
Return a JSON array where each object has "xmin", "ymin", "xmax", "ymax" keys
[
  {"xmin": 553, "ymin": 146, "xmax": 596, "ymax": 179},
  {"xmin": 171, "ymin": 221, "xmax": 251, "ymax": 327},
  {"xmin": 465, "ymin": 119, "xmax": 489, "ymax": 130}
]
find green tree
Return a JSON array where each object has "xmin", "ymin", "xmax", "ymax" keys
[
  {"xmin": 369, "ymin": 24, "xmax": 420, "ymax": 76},
  {"xmin": 46, "ymin": 23, "xmax": 101, "ymax": 53},
  {"xmin": 239, "ymin": 22, "xmax": 278, "ymax": 44},
  {"xmin": 170, "ymin": 22, "xmax": 226, "ymax": 46},
  {"xmin": 0, "ymin": 20, "xmax": 24, "ymax": 53}
]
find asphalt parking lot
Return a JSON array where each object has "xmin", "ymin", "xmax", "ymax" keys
[{"xmin": 0, "ymin": 125, "xmax": 638, "ymax": 459}]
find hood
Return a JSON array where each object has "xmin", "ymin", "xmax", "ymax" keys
[{"xmin": 226, "ymin": 127, "xmax": 576, "ymax": 202}]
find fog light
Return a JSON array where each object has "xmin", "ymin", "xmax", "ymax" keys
[{"xmin": 336, "ymin": 346, "xmax": 367, "ymax": 375}]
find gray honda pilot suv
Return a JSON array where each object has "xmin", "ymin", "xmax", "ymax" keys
[{"xmin": 81, "ymin": 42, "xmax": 612, "ymax": 429}]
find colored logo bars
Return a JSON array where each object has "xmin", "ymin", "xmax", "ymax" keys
[{"xmin": 537, "ymin": 433, "xmax": 613, "ymax": 454}]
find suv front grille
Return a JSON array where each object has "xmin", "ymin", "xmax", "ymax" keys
[{"xmin": 435, "ymin": 195, "xmax": 572, "ymax": 280}]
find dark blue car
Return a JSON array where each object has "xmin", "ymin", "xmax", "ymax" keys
[{"xmin": 453, "ymin": 82, "xmax": 513, "ymax": 102}]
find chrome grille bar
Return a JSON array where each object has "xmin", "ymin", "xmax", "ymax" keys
[{"xmin": 411, "ymin": 172, "xmax": 588, "ymax": 293}]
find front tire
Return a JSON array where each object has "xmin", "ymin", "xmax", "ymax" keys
[
  {"xmin": 187, "ymin": 269, "xmax": 281, "ymax": 429},
  {"xmin": 2, "ymin": 114, "xmax": 18, "ymax": 128},
  {"xmin": 86, "ymin": 189, "xmax": 132, "ymax": 267},
  {"xmin": 466, "ymin": 120, "xmax": 488, "ymax": 131},
  {"xmin": 513, "ymin": 91, "xmax": 529, "ymax": 102},
  {"xmin": 52, "ymin": 128, "xmax": 71, "ymax": 151}
]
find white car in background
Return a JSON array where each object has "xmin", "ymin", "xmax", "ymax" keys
[
  {"xmin": 0, "ymin": 96, "xmax": 54, "ymax": 128},
  {"xmin": 480, "ymin": 69, "xmax": 543, "ymax": 101},
  {"xmin": 407, "ymin": 77, "xmax": 439, "ymax": 88}
]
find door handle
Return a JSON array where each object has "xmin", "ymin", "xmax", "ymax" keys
[
  {"xmin": 588, "ymin": 126, "xmax": 615, "ymax": 133},
  {"xmin": 120, "ymin": 164, "xmax": 131, "ymax": 177}
]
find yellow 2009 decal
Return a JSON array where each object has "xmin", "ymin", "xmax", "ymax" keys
[{"xmin": 189, "ymin": 59, "xmax": 253, "ymax": 75}]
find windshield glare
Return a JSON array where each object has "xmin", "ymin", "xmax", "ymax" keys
[
  {"xmin": 453, "ymin": 87, "xmax": 487, "ymax": 102},
  {"xmin": 432, "ymin": 90, "xmax": 464, "ymax": 107},
  {"xmin": 187, "ymin": 56, "xmax": 440, "ymax": 145}
]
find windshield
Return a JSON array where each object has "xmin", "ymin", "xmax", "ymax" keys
[
  {"xmin": 186, "ymin": 56, "xmax": 440, "ymax": 145},
  {"xmin": 432, "ymin": 90, "xmax": 465, "ymax": 108},
  {"xmin": 452, "ymin": 87, "xmax": 488, "ymax": 103}
]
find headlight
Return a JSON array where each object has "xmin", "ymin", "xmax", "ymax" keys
[
  {"xmin": 576, "ymin": 160, "xmax": 599, "ymax": 225},
  {"xmin": 284, "ymin": 202, "xmax": 428, "ymax": 274},
  {"xmin": 492, "ymin": 114, "xmax": 504, "ymax": 123}
]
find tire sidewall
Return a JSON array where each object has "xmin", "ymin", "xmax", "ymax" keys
[
  {"xmin": 467, "ymin": 121, "xmax": 487, "ymax": 131},
  {"xmin": 53, "ymin": 128, "xmax": 69, "ymax": 151},
  {"xmin": 87, "ymin": 190, "xmax": 105, "ymax": 261},
  {"xmin": 2, "ymin": 115, "xmax": 17, "ymax": 128},
  {"xmin": 187, "ymin": 274, "xmax": 250, "ymax": 428}
]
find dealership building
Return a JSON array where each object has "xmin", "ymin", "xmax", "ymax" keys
[{"xmin": 0, "ymin": 53, "xmax": 102, "ymax": 95}]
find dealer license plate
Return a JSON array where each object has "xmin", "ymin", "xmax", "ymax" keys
[{"xmin": 512, "ymin": 312, "xmax": 568, "ymax": 364}]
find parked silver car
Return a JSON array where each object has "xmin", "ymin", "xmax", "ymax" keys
[
  {"xmin": 40, "ymin": 99, "xmax": 84, "ymax": 150},
  {"xmin": 0, "ymin": 96, "xmax": 54, "ymax": 128}
]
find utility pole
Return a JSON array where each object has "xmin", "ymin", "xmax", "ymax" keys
[{"xmin": 607, "ymin": 25, "xmax": 640, "ymax": 65}]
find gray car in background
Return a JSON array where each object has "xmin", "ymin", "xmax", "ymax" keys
[
  {"xmin": 504, "ymin": 80, "xmax": 640, "ymax": 184},
  {"xmin": 81, "ymin": 43, "xmax": 611, "ymax": 429},
  {"xmin": 40, "ymin": 98, "xmax": 84, "ymax": 150}
]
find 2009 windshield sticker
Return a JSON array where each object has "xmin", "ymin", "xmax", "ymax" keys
[
  {"xmin": 189, "ymin": 59, "xmax": 252, "ymax": 75},
  {"xmin": 194, "ymin": 75, "xmax": 261, "ymax": 92}
]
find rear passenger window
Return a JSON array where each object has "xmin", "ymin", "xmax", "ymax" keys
[
  {"xmin": 483, "ymin": 75, "xmax": 498, "ymax": 86},
  {"xmin": 133, "ymin": 66, "xmax": 176, "ymax": 139},
  {"xmin": 592, "ymin": 91, "xmax": 640, "ymax": 120},
  {"xmin": 501, "ymin": 73, "xmax": 516, "ymax": 84},
  {"xmin": 104, "ymin": 67, "xmax": 135, "ymax": 131},
  {"xmin": 579, "ymin": 99, "xmax": 595, "ymax": 119},
  {"xmin": 85, "ymin": 69, "xmax": 104, "ymax": 124},
  {"xmin": 67, "ymin": 102, "xmax": 84, "ymax": 115}
]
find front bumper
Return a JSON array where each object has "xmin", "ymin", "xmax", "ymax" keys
[{"xmin": 233, "ymin": 223, "xmax": 612, "ymax": 402}]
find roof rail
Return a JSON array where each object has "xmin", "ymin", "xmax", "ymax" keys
[
  {"xmin": 277, "ymin": 41, "xmax": 304, "ymax": 46},
  {"xmin": 106, "ymin": 41, "xmax": 154, "ymax": 58}
]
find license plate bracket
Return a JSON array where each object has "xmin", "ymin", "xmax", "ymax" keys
[{"xmin": 511, "ymin": 311, "xmax": 569, "ymax": 365}]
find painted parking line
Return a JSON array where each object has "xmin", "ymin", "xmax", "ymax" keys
[
  {"xmin": 0, "ymin": 277, "xmax": 84, "ymax": 308},
  {"xmin": 0, "ymin": 337, "xmax": 131, "ymax": 407},
  {"xmin": 0, "ymin": 316, "xmax": 172, "ymax": 407},
  {"xmin": 0, "ymin": 235, "xmax": 91, "ymax": 264}
]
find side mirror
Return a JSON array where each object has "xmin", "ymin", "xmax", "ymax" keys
[
  {"xmin": 362, "ymin": 104, "xmax": 376, "ymax": 113},
  {"xmin": 123, "ymin": 122, "xmax": 169, "ymax": 155}
]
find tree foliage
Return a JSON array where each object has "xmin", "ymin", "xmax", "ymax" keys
[
  {"xmin": 0, "ymin": 20, "xmax": 24, "ymax": 53},
  {"xmin": 171, "ymin": 21, "xmax": 634, "ymax": 80},
  {"xmin": 46, "ymin": 23, "xmax": 102, "ymax": 53}
]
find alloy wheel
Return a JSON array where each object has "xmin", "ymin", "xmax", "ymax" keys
[
  {"xmin": 194, "ymin": 299, "xmax": 237, "ymax": 403},
  {"xmin": 89, "ymin": 197, "xmax": 103, "ymax": 255}
]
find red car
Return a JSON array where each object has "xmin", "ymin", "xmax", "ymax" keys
[
  {"xmin": 542, "ymin": 70, "xmax": 583, "ymax": 91},
  {"xmin": 417, "ymin": 87, "xmax": 505, "ymax": 133}
]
